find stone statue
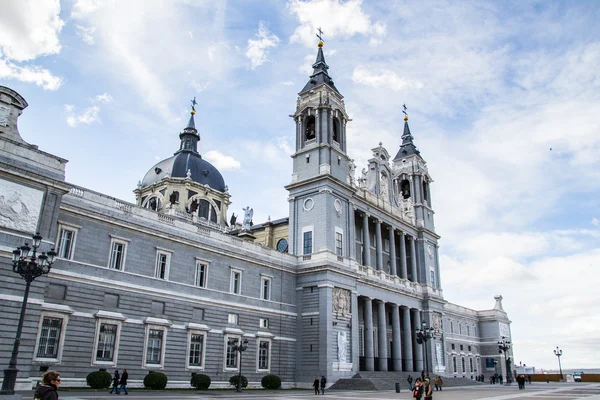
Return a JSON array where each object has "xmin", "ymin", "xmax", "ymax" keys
[
  {"xmin": 186, "ymin": 169, "xmax": 192, "ymax": 179},
  {"xmin": 242, "ymin": 206, "xmax": 253, "ymax": 231},
  {"xmin": 379, "ymin": 172, "xmax": 389, "ymax": 200},
  {"xmin": 337, "ymin": 331, "xmax": 348, "ymax": 363},
  {"xmin": 348, "ymin": 159, "xmax": 356, "ymax": 186},
  {"xmin": 230, "ymin": 213, "xmax": 237, "ymax": 226}
]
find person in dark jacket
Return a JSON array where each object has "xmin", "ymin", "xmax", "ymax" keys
[
  {"xmin": 413, "ymin": 378, "xmax": 424, "ymax": 399},
  {"xmin": 320, "ymin": 375, "xmax": 326, "ymax": 394},
  {"xmin": 109, "ymin": 370, "xmax": 120, "ymax": 394},
  {"xmin": 117, "ymin": 369, "xmax": 128, "ymax": 395},
  {"xmin": 313, "ymin": 377, "xmax": 320, "ymax": 395},
  {"xmin": 33, "ymin": 370, "xmax": 61, "ymax": 400}
]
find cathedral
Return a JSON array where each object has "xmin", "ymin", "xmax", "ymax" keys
[{"xmin": 0, "ymin": 40, "xmax": 513, "ymax": 390}]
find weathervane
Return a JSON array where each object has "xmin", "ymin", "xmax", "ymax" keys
[
  {"xmin": 402, "ymin": 103, "xmax": 408, "ymax": 117},
  {"xmin": 316, "ymin": 27, "xmax": 324, "ymax": 42},
  {"xmin": 191, "ymin": 96, "xmax": 197, "ymax": 112}
]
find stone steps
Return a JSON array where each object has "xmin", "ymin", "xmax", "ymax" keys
[{"xmin": 330, "ymin": 371, "xmax": 485, "ymax": 391}]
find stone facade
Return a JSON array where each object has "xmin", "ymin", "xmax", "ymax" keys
[{"xmin": 0, "ymin": 45, "xmax": 513, "ymax": 391}]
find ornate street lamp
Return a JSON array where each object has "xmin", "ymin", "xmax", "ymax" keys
[
  {"xmin": 554, "ymin": 346, "xmax": 563, "ymax": 382},
  {"xmin": 0, "ymin": 233, "xmax": 56, "ymax": 395},
  {"xmin": 416, "ymin": 320, "xmax": 435, "ymax": 377},
  {"xmin": 233, "ymin": 338, "xmax": 249, "ymax": 392},
  {"xmin": 497, "ymin": 336, "xmax": 512, "ymax": 385}
]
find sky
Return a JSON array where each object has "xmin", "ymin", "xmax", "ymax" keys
[{"xmin": 1, "ymin": 0, "xmax": 599, "ymax": 371}]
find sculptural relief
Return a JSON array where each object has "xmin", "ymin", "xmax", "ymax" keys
[
  {"xmin": 0, "ymin": 178, "xmax": 43, "ymax": 234},
  {"xmin": 337, "ymin": 331, "xmax": 348, "ymax": 363},
  {"xmin": 332, "ymin": 288, "xmax": 350, "ymax": 316}
]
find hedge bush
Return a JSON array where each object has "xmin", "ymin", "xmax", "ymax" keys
[
  {"xmin": 143, "ymin": 371, "xmax": 168, "ymax": 390},
  {"xmin": 86, "ymin": 370, "xmax": 112, "ymax": 389},
  {"xmin": 261, "ymin": 374, "xmax": 282, "ymax": 389},
  {"xmin": 229, "ymin": 374, "xmax": 248, "ymax": 389},
  {"xmin": 191, "ymin": 373, "xmax": 211, "ymax": 389}
]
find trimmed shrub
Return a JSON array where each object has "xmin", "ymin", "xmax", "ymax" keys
[
  {"xmin": 86, "ymin": 370, "xmax": 112, "ymax": 389},
  {"xmin": 261, "ymin": 374, "xmax": 282, "ymax": 389},
  {"xmin": 143, "ymin": 371, "xmax": 168, "ymax": 390},
  {"xmin": 191, "ymin": 373, "xmax": 211, "ymax": 390},
  {"xmin": 229, "ymin": 374, "xmax": 248, "ymax": 389}
]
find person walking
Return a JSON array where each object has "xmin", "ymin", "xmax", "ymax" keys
[
  {"xmin": 412, "ymin": 378, "xmax": 423, "ymax": 400},
  {"xmin": 109, "ymin": 370, "xmax": 120, "ymax": 394},
  {"xmin": 423, "ymin": 378, "xmax": 433, "ymax": 400},
  {"xmin": 116, "ymin": 369, "xmax": 128, "ymax": 395},
  {"xmin": 313, "ymin": 377, "xmax": 320, "ymax": 395},
  {"xmin": 407, "ymin": 375, "xmax": 414, "ymax": 390},
  {"xmin": 33, "ymin": 370, "xmax": 61, "ymax": 400},
  {"xmin": 434, "ymin": 376, "xmax": 443, "ymax": 391},
  {"xmin": 320, "ymin": 375, "xmax": 326, "ymax": 395}
]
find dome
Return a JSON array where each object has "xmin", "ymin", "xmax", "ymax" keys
[{"xmin": 141, "ymin": 152, "xmax": 226, "ymax": 192}]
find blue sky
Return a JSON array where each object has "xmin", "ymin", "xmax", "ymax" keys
[{"xmin": 2, "ymin": 0, "xmax": 599, "ymax": 370}]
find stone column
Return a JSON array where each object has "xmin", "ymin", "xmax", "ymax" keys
[
  {"xmin": 375, "ymin": 220, "xmax": 383, "ymax": 271},
  {"xmin": 349, "ymin": 205, "xmax": 357, "ymax": 262},
  {"xmin": 409, "ymin": 236, "xmax": 418, "ymax": 283},
  {"xmin": 401, "ymin": 306, "xmax": 413, "ymax": 371},
  {"xmin": 377, "ymin": 300, "xmax": 388, "ymax": 371},
  {"xmin": 399, "ymin": 231, "xmax": 408, "ymax": 279},
  {"xmin": 412, "ymin": 309, "xmax": 424, "ymax": 372},
  {"xmin": 364, "ymin": 297, "xmax": 374, "ymax": 371},
  {"xmin": 362, "ymin": 213, "xmax": 371, "ymax": 267},
  {"xmin": 388, "ymin": 227, "xmax": 397, "ymax": 276},
  {"xmin": 391, "ymin": 303, "xmax": 402, "ymax": 371},
  {"xmin": 351, "ymin": 291, "xmax": 359, "ymax": 367}
]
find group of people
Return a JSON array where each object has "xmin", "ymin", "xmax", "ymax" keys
[
  {"xmin": 109, "ymin": 369, "xmax": 129, "ymax": 395},
  {"xmin": 489, "ymin": 373, "xmax": 503, "ymax": 384},
  {"xmin": 516, "ymin": 374, "xmax": 530, "ymax": 389},
  {"xmin": 313, "ymin": 375, "xmax": 327, "ymax": 395},
  {"xmin": 410, "ymin": 377, "xmax": 434, "ymax": 400}
]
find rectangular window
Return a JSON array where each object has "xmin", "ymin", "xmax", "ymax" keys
[
  {"xmin": 155, "ymin": 252, "xmax": 170, "ymax": 280},
  {"xmin": 383, "ymin": 238, "xmax": 390, "ymax": 252},
  {"xmin": 95, "ymin": 323, "xmax": 117, "ymax": 361},
  {"xmin": 259, "ymin": 318, "xmax": 269, "ymax": 328},
  {"xmin": 228, "ymin": 313, "xmax": 239, "ymax": 324},
  {"xmin": 188, "ymin": 333, "xmax": 205, "ymax": 367},
  {"xmin": 36, "ymin": 317, "xmax": 63, "ymax": 359},
  {"xmin": 453, "ymin": 357, "xmax": 457, "ymax": 373},
  {"xmin": 430, "ymin": 269, "xmax": 436, "ymax": 287},
  {"xmin": 462, "ymin": 357, "xmax": 466, "ymax": 373},
  {"xmin": 57, "ymin": 227, "xmax": 76, "ymax": 259},
  {"xmin": 468, "ymin": 345, "xmax": 471, "ymax": 351},
  {"xmin": 303, "ymin": 231, "xmax": 313, "ymax": 255},
  {"xmin": 146, "ymin": 329, "xmax": 164, "ymax": 365},
  {"xmin": 335, "ymin": 231, "xmax": 343, "ymax": 256},
  {"xmin": 261, "ymin": 277, "xmax": 271, "ymax": 301},
  {"xmin": 108, "ymin": 240, "xmax": 127, "ymax": 270},
  {"xmin": 470, "ymin": 358, "xmax": 474, "ymax": 372},
  {"xmin": 226, "ymin": 337, "xmax": 239, "ymax": 369},
  {"xmin": 467, "ymin": 325, "xmax": 471, "ymax": 336},
  {"xmin": 258, "ymin": 340, "xmax": 270, "ymax": 370},
  {"xmin": 460, "ymin": 344, "xmax": 463, "ymax": 351},
  {"xmin": 451, "ymin": 343, "xmax": 455, "ymax": 350},
  {"xmin": 230, "ymin": 270, "xmax": 242, "ymax": 294},
  {"xmin": 195, "ymin": 261, "xmax": 208, "ymax": 288}
]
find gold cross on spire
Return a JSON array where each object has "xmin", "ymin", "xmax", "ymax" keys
[{"xmin": 316, "ymin": 27, "xmax": 324, "ymax": 42}]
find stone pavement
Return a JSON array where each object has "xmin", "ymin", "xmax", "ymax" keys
[{"xmin": 13, "ymin": 382, "xmax": 600, "ymax": 400}]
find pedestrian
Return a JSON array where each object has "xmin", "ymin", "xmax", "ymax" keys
[
  {"xmin": 109, "ymin": 370, "xmax": 120, "ymax": 394},
  {"xmin": 421, "ymin": 370, "xmax": 425, "ymax": 381},
  {"xmin": 412, "ymin": 378, "xmax": 423, "ymax": 400},
  {"xmin": 33, "ymin": 370, "xmax": 61, "ymax": 400},
  {"xmin": 407, "ymin": 375, "xmax": 413, "ymax": 391},
  {"xmin": 313, "ymin": 377, "xmax": 320, "ymax": 395},
  {"xmin": 117, "ymin": 368, "xmax": 128, "ymax": 395},
  {"xmin": 434, "ymin": 375, "xmax": 443, "ymax": 391},
  {"xmin": 320, "ymin": 375, "xmax": 326, "ymax": 395},
  {"xmin": 499, "ymin": 374, "xmax": 503, "ymax": 385},
  {"xmin": 527, "ymin": 375, "xmax": 532, "ymax": 384},
  {"xmin": 423, "ymin": 378, "xmax": 433, "ymax": 400}
]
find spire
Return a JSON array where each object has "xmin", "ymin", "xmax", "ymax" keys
[
  {"xmin": 300, "ymin": 29, "xmax": 340, "ymax": 94},
  {"xmin": 176, "ymin": 97, "xmax": 200, "ymax": 155},
  {"xmin": 393, "ymin": 106, "xmax": 420, "ymax": 161}
]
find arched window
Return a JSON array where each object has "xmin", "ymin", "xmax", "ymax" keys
[
  {"xmin": 400, "ymin": 179, "xmax": 411, "ymax": 199},
  {"xmin": 333, "ymin": 118, "xmax": 340, "ymax": 143},
  {"xmin": 467, "ymin": 325, "xmax": 471, "ymax": 336},
  {"xmin": 145, "ymin": 196, "xmax": 161, "ymax": 211},
  {"xmin": 423, "ymin": 180, "xmax": 429, "ymax": 202},
  {"xmin": 198, "ymin": 199, "xmax": 218, "ymax": 223},
  {"xmin": 450, "ymin": 321, "xmax": 454, "ymax": 333},
  {"xmin": 305, "ymin": 116, "xmax": 316, "ymax": 141},
  {"xmin": 459, "ymin": 323, "xmax": 462, "ymax": 335}
]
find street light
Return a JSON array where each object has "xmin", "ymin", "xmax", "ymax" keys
[
  {"xmin": 233, "ymin": 338, "xmax": 249, "ymax": 392},
  {"xmin": 415, "ymin": 320, "xmax": 435, "ymax": 377},
  {"xmin": 554, "ymin": 346, "xmax": 563, "ymax": 382},
  {"xmin": 0, "ymin": 233, "xmax": 56, "ymax": 395},
  {"xmin": 497, "ymin": 336, "xmax": 512, "ymax": 385}
]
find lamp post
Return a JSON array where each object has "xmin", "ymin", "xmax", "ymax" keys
[
  {"xmin": 554, "ymin": 346, "xmax": 563, "ymax": 382},
  {"xmin": 415, "ymin": 320, "xmax": 435, "ymax": 377},
  {"xmin": 233, "ymin": 338, "xmax": 249, "ymax": 392},
  {"xmin": 497, "ymin": 336, "xmax": 512, "ymax": 385},
  {"xmin": 0, "ymin": 233, "xmax": 56, "ymax": 395}
]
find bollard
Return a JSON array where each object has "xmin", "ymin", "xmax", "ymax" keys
[{"xmin": 395, "ymin": 382, "xmax": 401, "ymax": 393}]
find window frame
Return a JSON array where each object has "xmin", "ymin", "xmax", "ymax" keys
[
  {"xmin": 91, "ymin": 313, "xmax": 125, "ymax": 367},
  {"xmin": 302, "ymin": 226, "xmax": 314, "ymax": 255},
  {"xmin": 230, "ymin": 268, "xmax": 243, "ymax": 295},
  {"xmin": 142, "ymin": 322, "xmax": 169, "ymax": 369},
  {"xmin": 56, "ymin": 222, "xmax": 80, "ymax": 260},
  {"xmin": 256, "ymin": 338, "xmax": 271, "ymax": 372},
  {"xmin": 108, "ymin": 235, "xmax": 130, "ymax": 271},
  {"xmin": 260, "ymin": 274, "xmax": 272, "ymax": 301},
  {"xmin": 259, "ymin": 318, "xmax": 269, "ymax": 329},
  {"xmin": 335, "ymin": 227, "xmax": 343, "ymax": 256},
  {"xmin": 223, "ymin": 334, "xmax": 242, "ymax": 372},
  {"xmin": 154, "ymin": 248, "xmax": 172, "ymax": 280},
  {"xmin": 185, "ymin": 326, "xmax": 209, "ymax": 371},
  {"xmin": 194, "ymin": 258, "xmax": 209, "ymax": 288},
  {"xmin": 228, "ymin": 313, "xmax": 239, "ymax": 325},
  {"xmin": 33, "ymin": 311, "xmax": 71, "ymax": 364}
]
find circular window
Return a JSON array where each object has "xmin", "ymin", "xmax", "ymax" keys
[
  {"xmin": 276, "ymin": 238, "xmax": 289, "ymax": 253},
  {"xmin": 303, "ymin": 198, "xmax": 314, "ymax": 211}
]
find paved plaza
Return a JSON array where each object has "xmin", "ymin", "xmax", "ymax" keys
[{"xmin": 13, "ymin": 383, "xmax": 600, "ymax": 400}]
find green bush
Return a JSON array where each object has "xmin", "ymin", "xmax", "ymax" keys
[
  {"xmin": 191, "ymin": 373, "xmax": 211, "ymax": 389},
  {"xmin": 261, "ymin": 374, "xmax": 282, "ymax": 389},
  {"xmin": 229, "ymin": 374, "xmax": 248, "ymax": 389},
  {"xmin": 86, "ymin": 370, "xmax": 112, "ymax": 389},
  {"xmin": 143, "ymin": 371, "xmax": 168, "ymax": 390}
]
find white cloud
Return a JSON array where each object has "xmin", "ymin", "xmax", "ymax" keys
[
  {"xmin": 281, "ymin": 81, "xmax": 294, "ymax": 86},
  {"xmin": 95, "ymin": 93, "xmax": 113, "ymax": 103},
  {"xmin": 191, "ymin": 80, "xmax": 210, "ymax": 92},
  {"xmin": 204, "ymin": 150, "xmax": 241, "ymax": 170},
  {"xmin": 246, "ymin": 21, "xmax": 280, "ymax": 69},
  {"xmin": 0, "ymin": 58, "xmax": 63, "ymax": 90},
  {"xmin": 276, "ymin": 137, "xmax": 294, "ymax": 155},
  {"xmin": 288, "ymin": 0, "xmax": 386, "ymax": 47},
  {"xmin": 593, "ymin": 217, "xmax": 600, "ymax": 227},
  {"xmin": 76, "ymin": 25, "xmax": 96, "ymax": 45},
  {"xmin": 71, "ymin": 0, "xmax": 103, "ymax": 19},
  {"xmin": 352, "ymin": 67, "xmax": 424, "ymax": 92},
  {"xmin": 0, "ymin": 0, "xmax": 64, "ymax": 61},
  {"xmin": 65, "ymin": 105, "xmax": 101, "ymax": 127}
]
